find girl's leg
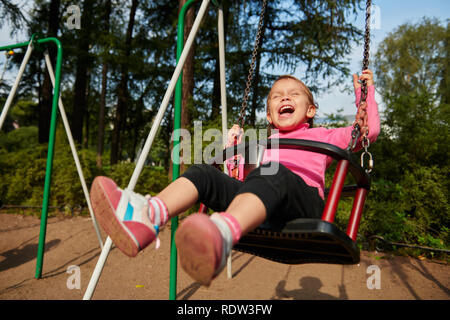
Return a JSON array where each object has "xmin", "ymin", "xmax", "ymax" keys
[
  {"xmin": 156, "ymin": 177, "xmax": 199, "ymax": 219},
  {"xmin": 175, "ymin": 175, "xmax": 268, "ymax": 287},
  {"xmin": 223, "ymin": 193, "xmax": 266, "ymax": 235},
  {"xmin": 175, "ymin": 193, "xmax": 266, "ymax": 287}
]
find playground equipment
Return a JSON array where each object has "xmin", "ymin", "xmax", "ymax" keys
[
  {"xmin": 0, "ymin": 34, "xmax": 104, "ymax": 279},
  {"xmin": 83, "ymin": 0, "xmax": 374, "ymax": 300}
]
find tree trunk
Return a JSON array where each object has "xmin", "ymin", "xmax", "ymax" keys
[
  {"xmin": 96, "ymin": 0, "xmax": 112, "ymax": 168},
  {"xmin": 38, "ymin": 0, "xmax": 60, "ymax": 143},
  {"xmin": 180, "ymin": 0, "xmax": 195, "ymax": 173},
  {"xmin": 72, "ymin": 0, "xmax": 94, "ymax": 144},
  {"xmin": 168, "ymin": 0, "xmax": 196, "ymax": 180},
  {"xmin": 83, "ymin": 71, "xmax": 91, "ymax": 148},
  {"xmin": 110, "ymin": 0, "xmax": 138, "ymax": 165}
]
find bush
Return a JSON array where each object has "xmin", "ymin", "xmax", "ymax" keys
[
  {"xmin": 106, "ymin": 162, "xmax": 169, "ymax": 196},
  {"xmin": 357, "ymin": 167, "xmax": 449, "ymax": 251},
  {"xmin": 0, "ymin": 126, "xmax": 169, "ymax": 213}
]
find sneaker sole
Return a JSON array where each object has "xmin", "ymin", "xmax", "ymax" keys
[
  {"xmin": 90, "ymin": 177, "xmax": 139, "ymax": 257},
  {"xmin": 175, "ymin": 214, "xmax": 221, "ymax": 287}
]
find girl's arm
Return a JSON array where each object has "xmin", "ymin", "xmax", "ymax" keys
[
  {"xmin": 353, "ymin": 85, "xmax": 380, "ymax": 149},
  {"xmin": 324, "ymin": 70, "xmax": 380, "ymax": 152}
]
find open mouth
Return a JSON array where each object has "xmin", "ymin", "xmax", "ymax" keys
[{"xmin": 279, "ymin": 105, "xmax": 295, "ymax": 116}]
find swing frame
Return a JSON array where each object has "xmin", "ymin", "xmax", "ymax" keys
[{"xmin": 0, "ymin": 35, "xmax": 104, "ymax": 280}]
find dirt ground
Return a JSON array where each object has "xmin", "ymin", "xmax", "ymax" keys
[{"xmin": 0, "ymin": 213, "xmax": 448, "ymax": 301}]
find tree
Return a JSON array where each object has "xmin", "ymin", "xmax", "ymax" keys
[
  {"xmin": 110, "ymin": 0, "xmax": 138, "ymax": 165},
  {"xmin": 38, "ymin": 0, "xmax": 61, "ymax": 143},
  {"xmin": 0, "ymin": 0, "xmax": 29, "ymax": 34},
  {"xmin": 366, "ymin": 17, "xmax": 450, "ymax": 248},
  {"xmin": 373, "ymin": 17, "xmax": 449, "ymax": 174},
  {"xmin": 96, "ymin": 0, "xmax": 111, "ymax": 168},
  {"xmin": 72, "ymin": 0, "xmax": 95, "ymax": 145}
]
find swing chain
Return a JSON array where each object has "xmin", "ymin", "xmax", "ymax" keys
[
  {"xmin": 238, "ymin": 0, "xmax": 268, "ymax": 129},
  {"xmin": 349, "ymin": 124, "xmax": 361, "ymax": 151},
  {"xmin": 349, "ymin": 0, "xmax": 372, "ymax": 156},
  {"xmin": 360, "ymin": 0, "xmax": 373, "ymax": 174},
  {"xmin": 360, "ymin": 0, "xmax": 371, "ymax": 109},
  {"xmin": 362, "ymin": 0, "xmax": 371, "ymax": 74}
]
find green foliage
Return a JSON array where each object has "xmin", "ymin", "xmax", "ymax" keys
[
  {"xmin": 10, "ymin": 100, "xmax": 39, "ymax": 127},
  {"xmin": 106, "ymin": 162, "xmax": 168, "ymax": 197},
  {"xmin": 322, "ymin": 107, "xmax": 351, "ymax": 128},
  {"xmin": 345, "ymin": 17, "xmax": 450, "ymax": 256},
  {"xmin": 0, "ymin": 126, "xmax": 169, "ymax": 213},
  {"xmin": 0, "ymin": 126, "xmax": 38, "ymax": 151}
]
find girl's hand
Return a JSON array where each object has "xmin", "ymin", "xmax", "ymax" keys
[
  {"xmin": 226, "ymin": 124, "xmax": 243, "ymax": 147},
  {"xmin": 353, "ymin": 69, "xmax": 374, "ymax": 89}
]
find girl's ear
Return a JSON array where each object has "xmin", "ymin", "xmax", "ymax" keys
[
  {"xmin": 266, "ymin": 110, "xmax": 273, "ymax": 124},
  {"xmin": 307, "ymin": 105, "xmax": 316, "ymax": 118}
]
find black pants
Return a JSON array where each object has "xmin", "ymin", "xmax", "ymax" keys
[{"xmin": 181, "ymin": 163, "xmax": 324, "ymax": 229}]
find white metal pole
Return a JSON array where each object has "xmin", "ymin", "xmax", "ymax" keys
[
  {"xmin": 44, "ymin": 51, "xmax": 104, "ymax": 250},
  {"xmin": 83, "ymin": 0, "xmax": 211, "ymax": 300},
  {"xmin": 218, "ymin": 5, "xmax": 228, "ymax": 150},
  {"xmin": 82, "ymin": 237, "xmax": 112, "ymax": 300},
  {"xmin": 218, "ymin": 5, "xmax": 233, "ymax": 280},
  {"xmin": 0, "ymin": 43, "xmax": 34, "ymax": 130}
]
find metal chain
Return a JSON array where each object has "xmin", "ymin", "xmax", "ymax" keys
[
  {"xmin": 349, "ymin": 0, "xmax": 372, "ymax": 163},
  {"xmin": 360, "ymin": 0, "xmax": 371, "ymax": 103},
  {"xmin": 353, "ymin": 0, "xmax": 373, "ymax": 173},
  {"xmin": 237, "ymin": 0, "xmax": 268, "ymax": 129}
]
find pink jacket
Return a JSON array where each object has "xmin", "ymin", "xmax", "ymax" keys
[{"xmin": 261, "ymin": 85, "xmax": 380, "ymax": 199}]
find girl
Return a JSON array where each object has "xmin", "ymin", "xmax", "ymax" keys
[{"xmin": 90, "ymin": 69, "xmax": 380, "ymax": 286}]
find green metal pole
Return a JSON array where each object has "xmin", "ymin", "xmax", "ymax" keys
[
  {"xmin": 1, "ymin": 36, "xmax": 63, "ymax": 279},
  {"xmin": 0, "ymin": 40, "xmax": 32, "ymax": 52},
  {"xmin": 169, "ymin": 0, "xmax": 198, "ymax": 300},
  {"xmin": 34, "ymin": 37, "xmax": 63, "ymax": 279}
]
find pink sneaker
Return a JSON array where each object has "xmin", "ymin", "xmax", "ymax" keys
[
  {"xmin": 175, "ymin": 213, "xmax": 224, "ymax": 286},
  {"xmin": 90, "ymin": 176, "xmax": 162, "ymax": 257}
]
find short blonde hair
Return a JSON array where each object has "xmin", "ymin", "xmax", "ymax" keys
[{"xmin": 267, "ymin": 75, "xmax": 318, "ymax": 127}]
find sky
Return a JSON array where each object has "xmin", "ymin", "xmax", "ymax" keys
[
  {"xmin": 311, "ymin": 0, "xmax": 450, "ymax": 118},
  {"xmin": 0, "ymin": 0, "xmax": 449, "ymax": 120}
]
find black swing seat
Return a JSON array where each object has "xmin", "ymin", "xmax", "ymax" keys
[
  {"xmin": 233, "ymin": 219, "xmax": 360, "ymax": 265},
  {"xmin": 208, "ymin": 138, "xmax": 370, "ymax": 265}
]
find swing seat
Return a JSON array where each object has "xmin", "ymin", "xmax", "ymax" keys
[
  {"xmin": 234, "ymin": 219, "xmax": 360, "ymax": 264},
  {"xmin": 207, "ymin": 138, "xmax": 371, "ymax": 265}
]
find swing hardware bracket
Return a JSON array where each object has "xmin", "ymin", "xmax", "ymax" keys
[
  {"xmin": 30, "ymin": 33, "xmax": 45, "ymax": 52},
  {"xmin": 360, "ymin": 136, "xmax": 373, "ymax": 173}
]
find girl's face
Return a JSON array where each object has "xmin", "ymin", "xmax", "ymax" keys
[{"xmin": 266, "ymin": 78, "xmax": 316, "ymax": 131}]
